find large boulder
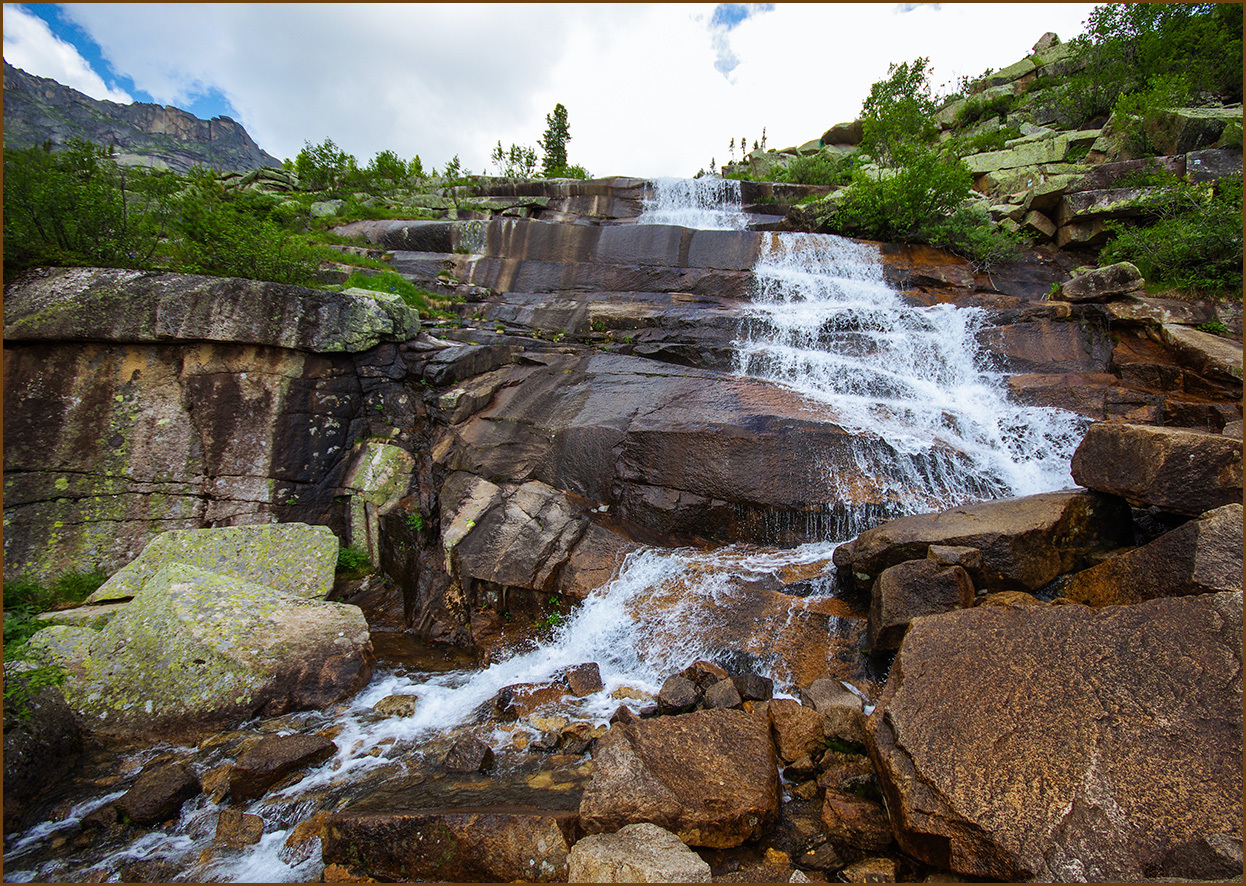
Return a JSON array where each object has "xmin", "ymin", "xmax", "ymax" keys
[
  {"xmin": 1053, "ymin": 262, "xmax": 1145, "ymax": 304},
  {"xmin": 1061, "ymin": 503, "xmax": 1242, "ymax": 606},
  {"xmin": 579, "ymin": 708, "xmax": 780, "ymax": 847},
  {"xmin": 27, "ymin": 563, "xmax": 373, "ymax": 741},
  {"xmin": 867, "ymin": 591, "xmax": 1242, "ymax": 881},
  {"xmin": 116, "ymin": 762, "xmax": 201, "ymax": 825},
  {"xmin": 229, "ymin": 733, "xmax": 338, "ymax": 801},
  {"xmin": 86, "ymin": 523, "xmax": 338, "ymax": 603},
  {"xmin": 568, "ymin": 822, "xmax": 713, "ymax": 883},
  {"xmin": 1070, "ymin": 422, "xmax": 1243, "ymax": 515},
  {"xmin": 322, "ymin": 806, "xmax": 577, "ymax": 882},
  {"xmin": 833, "ymin": 490, "xmax": 1131, "ymax": 593}
]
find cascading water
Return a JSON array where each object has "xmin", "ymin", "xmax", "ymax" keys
[
  {"xmin": 637, "ymin": 176, "xmax": 751, "ymax": 230},
  {"xmin": 4, "ymin": 179, "xmax": 1088, "ymax": 883},
  {"xmin": 736, "ymin": 230, "xmax": 1088, "ymax": 528}
]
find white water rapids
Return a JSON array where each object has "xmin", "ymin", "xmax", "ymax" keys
[{"xmin": 4, "ymin": 178, "xmax": 1087, "ymax": 883}]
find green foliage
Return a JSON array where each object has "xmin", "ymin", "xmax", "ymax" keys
[
  {"xmin": 945, "ymin": 124, "xmax": 1022, "ymax": 157},
  {"xmin": 1197, "ymin": 320, "xmax": 1229, "ymax": 336},
  {"xmin": 3, "ymin": 139, "xmax": 178, "ymax": 273},
  {"xmin": 490, "ymin": 141, "xmax": 538, "ymax": 180},
  {"xmin": 344, "ymin": 269, "xmax": 431, "ymax": 312},
  {"xmin": 859, "ymin": 58, "xmax": 939, "ymax": 165},
  {"xmin": 336, "ymin": 544, "xmax": 372, "ymax": 577},
  {"xmin": 170, "ymin": 170, "xmax": 324, "ymax": 285},
  {"xmin": 366, "ymin": 149, "xmax": 409, "ymax": 185},
  {"xmin": 953, "ymin": 92, "xmax": 1017, "ymax": 130},
  {"xmin": 549, "ymin": 163, "xmax": 591, "ymax": 180},
  {"xmin": 769, "ymin": 152, "xmax": 854, "ymax": 187},
  {"xmin": 404, "ymin": 512, "xmax": 425, "ymax": 532},
  {"xmin": 1111, "ymin": 72, "xmax": 1194, "ymax": 156},
  {"xmin": 3, "ymin": 568, "xmax": 106, "ymax": 716},
  {"xmin": 296, "ymin": 138, "xmax": 357, "ymax": 191},
  {"xmin": 1045, "ymin": 3, "xmax": 1242, "ymax": 127},
  {"xmin": 539, "ymin": 103, "xmax": 572, "ymax": 177},
  {"xmin": 1100, "ymin": 174, "xmax": 1242, "ymax": 297},
  {"xmin": 825, "ymin": 737, "xmax": 869, "ymax": 756}
]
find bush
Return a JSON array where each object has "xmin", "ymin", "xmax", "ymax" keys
[
  {"xmin": 953, "ymin": 92, "xmax": 1017, "ymax": 129},
  {"xmin": 1100, "ymin": 173, "xmax": 1242, "ymax": 297},
  {"xmin": 769, "ymin": 152, "xmax": 854, "ymax": 187},
  {"xmin": 295, "ymin": 137, "xmax": 358, "ymax": 191},
  {"xmin": 3, "ymin": 140, "xmax": 178, "ymax": 274},
  {"xmin": 336, "ymin": 544, "xmax": 372, "ymax": 577},
  {"xmin": 546, "ymin": 163, "xmax": 591, "ymax": 180},
  {"xmin": 859, "ymin": 58, "xmax": 940, "ymax": 165},
  {"xmin": 344, "ymin": 269, "xmax": 432, "ymax": 312},
  {"xmin": 490, "ymin": 141, "xmax": 538, "ymax": 180}
]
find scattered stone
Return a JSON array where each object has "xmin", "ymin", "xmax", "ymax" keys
[
  {"xmin": 769, "ymin": 698, "xmax": 826, "ymax": 764},
  {"xmin": 443, "ymin": 736, "xmax": 495, "ymax": 773},
  {"xmin": 609, "ymin": 704, "xmax": 640, "ymax": 726},
  {"xmin": 680, "ymin": 660, "xmax": 730, "ymax": 691},
  {"xmin": 867, "ymin": 560, "xmax": 974, "ymax": 652},
  {"xmin": 579, "ymin": 708, "xmax": 780, "ymax": 847},
  {"xmin": 229, "ymin": 734, "xmax": 337, "ymax": 802},
  {"xmin": 800, "ymin": 843, "xmax": 847, "ymax": 871},
  {"xmin": 821, "ymin": 789, "xmax": 894, "ymax": 851},
  {"xmin": 373, "ymin": 694, "xmax": 417, "ymax": 718},
  {"xmin": 1053, "ymin": 261, "xmax": 1145, "ymax": 304},
  {"xmin": 214, "ymin": 808, "xmax": 265, "ymax": 849},
  {"xmin": 868, "ymin": 590, "xmax": 1242, "ymax": 881},
  {"xmin": 558, "ymin": 723, "xmax": 594, "ymax": 755},
  {"xmin": 1071, "ymin": 422, "xmax": 1243, "ymax": 516},
  {"xmin": 565, "ymin": 662, "xmax": 603, "ymax": 697},
  {"xmin": 840, "ymin": 857, "xmax": 898, "ymax": 882},
  {"xmin": 704, "ymin": 678, "xmax": 743, "ymax": 709},
  {"xmin": 116, "ymin": 762, "xmax": 200, "ymax": 826},
  {"xmin": 733, "ymin": 672, "xmax": 774, "ymax": 701},
  {"xmin": 492, "ymin": 681, "xmax": 567, "ymax": 720},
  {"xmin": 567, "ymin": 822, "xmax": 713, "ymax": 882},
  {"xmin": 657, "ymin": 675, "xmax": 700, "ymax": 714},
  {"xmin": 80, "ymin": 805, "xmax": 118, "ymax": 831}
]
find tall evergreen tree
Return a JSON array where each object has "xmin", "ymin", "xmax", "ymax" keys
[{"xmin": 539, "ymin": 103, "xmax": 572, "ymax": 177}]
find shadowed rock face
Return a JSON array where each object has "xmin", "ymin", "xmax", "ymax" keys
[{"xmin": 867, "ymin": 590, "xmax": 1243, "ymax": 882}]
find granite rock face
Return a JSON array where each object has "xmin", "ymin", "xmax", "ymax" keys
[{"xmin": 867, "ymin": 591, "xmax": 1243, "ymax": 881}]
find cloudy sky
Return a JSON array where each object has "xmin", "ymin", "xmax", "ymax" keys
[{"xmin": 4, "ymin": 3, "xmax": 1099, "ymax": 178}]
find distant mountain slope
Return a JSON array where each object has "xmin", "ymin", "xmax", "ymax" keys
[{"xmin": 2, "ymin": 60, "xmax": 282, "ymax": 172}]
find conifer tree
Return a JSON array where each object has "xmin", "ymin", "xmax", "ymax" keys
[{"xmin": 539, "ymin": 103, "xmax": 572, "ymax": 177}]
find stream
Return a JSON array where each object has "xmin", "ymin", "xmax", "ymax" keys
[{"xmin": 3, "ymin": 178, "xmax": 1087, "ymax": 883}]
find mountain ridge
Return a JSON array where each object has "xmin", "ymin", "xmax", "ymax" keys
[{"xmin": 2, "ymin": 60, "xmax": 282, "ymax": 172}]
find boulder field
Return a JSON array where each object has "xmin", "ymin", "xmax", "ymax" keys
[{"xmin": 3, "ymin": 174, "xmax": 1242, "ymax": 882}]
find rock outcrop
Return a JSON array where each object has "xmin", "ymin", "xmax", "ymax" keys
[
  {"xmin": 3, "ymin": 61, "xmax": 282, "ymax": 172},
  {"xmin": 867, "ymin": 591, "xmax": 1243, "ymax": 881}
]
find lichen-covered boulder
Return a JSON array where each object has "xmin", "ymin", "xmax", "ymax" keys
[
  {"xmin": 568, "ymin": 822, "xmax": 713, "ymax": 882},
  {"xmin": 28, "ymin": 563, "xmax": 373, "ymax": 741},
  {"xmin": 86, "ymin": 523, "xmax": 338, "ymax": 604}
]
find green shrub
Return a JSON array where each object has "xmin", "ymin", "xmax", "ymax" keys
[
  {"xmin": 953, "ymin": 92, "xmax": 1017, "ymax": 129},
  {"xmin": 1100, "ymin": 173, "xmax": 1242, "ymax": 297},
  {"xmin": 769, "ymin": 152, "xmax": 854, "ymax": 187},
  {"xmin": 336, "ymin": 544, "xmax": 372, "ymax": 577},
  {"xmin": 859, "ymin": 57, "xmax": 940, "ymax": 165},
  {"xmin": 343, "ymin": 269, "xmax": 433, "ymax": 312},
  {"xmin": 547, "ymin": 163, "xmax": 591, "ymax": 180},
  {"xmin": 490, "ymin": 141, "xmax": 538, "ymax": 180},
  {"xmin": 3, "ymin": 140, "xmax": 178, "ymax": 274}
]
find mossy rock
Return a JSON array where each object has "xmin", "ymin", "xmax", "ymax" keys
[{"xmin": 86, "ymin": 523, "xmax": 338, "ymax": 604}]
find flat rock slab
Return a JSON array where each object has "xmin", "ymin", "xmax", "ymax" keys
[
  {"xmin": 230, "ymin": 733, "xmax": 337, "ymax": 802},
  {"xmin": 868, "ymin": 590, "xmax": 1243, "ymax": 881},
  {"xmin": 1071, "ymin": 422, "xmax": 1243, "ymax": 515},
  {"xmin": 834, "ymin": 489, "xmax": 1131, "ymax": 593},
  {"xmin": 28, "ymin": 563, "xmax": 373, "ymax": 741},
  {"xmin": 321, "ymin": 806, "xmax": 577, "ymax": 882},
  {"xmin": 579, "ymin": 708, "xmax": 780, "ymax": 848},
  {"xmin": 87, "ymin": 523, "xmax": 338, "ymax": 603},
  {"xmin": 2, "ymin": 266, "xmax": 419, "ymax": 352}
]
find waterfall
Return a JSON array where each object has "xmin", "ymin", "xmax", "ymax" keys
[
  {"xmin": 637, "ymin": 176, "xmax": 751, "ymax": 230},
  {"xmin": 736, "ymin": 231, "xmax": 1087, "ymax": 524}
]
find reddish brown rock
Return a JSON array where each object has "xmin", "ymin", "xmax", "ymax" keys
[
  {"xmin": 1061, "ymin": 503, "xmax": 1242, "ymax": 606},
  {"xmin": 229, "ymin": 733, "xmax": 336, "ymax": 802},
  {"xmin": 214, "ymin": 808, "xmax": 264, "ymax": 848},
  {"xmin": 1070, "ymin": 422, "xmax": 1243, "ymax": 515},
  {"xmin": 492, "ymin": 681, "xmax": 568, "ymax": 720},
  {"xmin": 835, "ymin": 490, "xmax": 1130, "ymax": 594},
  {"xmin": 565, "ymin": 662, "xmax": 603, "ymax": 697},
  {"xmin": 821, "ymin": 789, "xmax": 895, "ymax": 851},
  {"xmin": 443, "ymin": 736, "xmax": 495, "ymax": 773},
  {"xmin": 116, "ymin": 762, "xmax": 200, "ymax": 826},
  {"xmin": 867, "ymin": 591, "xmax": 1242, "ymax": 881},
  {"xmin": 769, "ymin": 698, "xmax": 826, "ymax": 764},
  {"xmin": 322, "ymin": 806, "xmax": 576, "ymax": 881},
  {"xmin": 867, "ymin": 560, "xmax": 974, "ymax": 652},
  {"xmin": 579, "ymin": 708, "xmax": 780, "ymax": 847}
]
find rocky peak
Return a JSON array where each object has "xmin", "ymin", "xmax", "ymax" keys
[{"xmin": 2, "ymin": 60, "xmax": 282, "ymax": 172}]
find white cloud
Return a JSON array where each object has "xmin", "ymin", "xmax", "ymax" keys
[
  {"xmin": 49, "ymin": 3, "xmax": 1098, "ymax": 178},
  {"xmin": 2, "ymin": 3, "xmax": 132, "ymax": 102}
]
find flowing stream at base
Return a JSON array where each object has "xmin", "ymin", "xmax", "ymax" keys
[{"xmin": 5, "ymin": 179, "xmax": 1087, "ymax": 883}]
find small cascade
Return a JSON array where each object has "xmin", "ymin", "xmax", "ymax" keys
[
  {"xmin": 637, "ymin": 176, "xmax": 751, "ymax": 230},
  {"xmin": 735, "ymin": 231, "xmax": 1088, "ymax": 527}
]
